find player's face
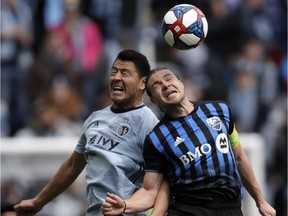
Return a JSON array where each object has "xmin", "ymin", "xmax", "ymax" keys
[
  {"xmin": 147, "ymin": 69, "xmax": 185, "ymax": 107},
  {"xmin": 109, "ymin": 60, "xmax": 145, "ymax": 109}
]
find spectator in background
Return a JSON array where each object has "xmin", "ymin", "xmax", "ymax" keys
[
  {"xmin": 17, "ymin": 77, "xmax": 85, "ymax": 137},
  {"xmin": 205, "ymin": 0, "xmax": 244, "ymax": 60},
  {"xmin": 239, "ymin": 0, "xmax": 274, "ymax": 45},
  {"xmin": 1, "ymin": 0, "xmax": 34, "ymax": 136},
  {"xmin": 50, "ymin": 0, "xmax": 108, "ymax": 115},
  {"xmin": 43, "ymin": 0, "xmax": 64, "ymax": 29},
  {"xmin": 43, "ymin": 76, "xmax": 85, "ymax": 121},
  {"xmin": 228, "ymin": 38, "xmax": 278, "ymax": 132},
  {"xmin": 202, "ymin": 0, "xmax": 244, "ymax": 101},
  {"xmin": 228, "ymin": 64, "xmax": 259, "ymax": 132},
  {"xmin": 26, "ymin": 29, "xmax": 79, "ymax": 104},
  {"xmin": 15, "ymin": 102, "xmax": 61, "ymax": 137}
]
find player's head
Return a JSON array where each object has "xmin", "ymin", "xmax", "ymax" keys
[
  {"xmin": 145, "ymin": 67, "xmax": 185, "ymax": 110},
  {"xmin": 109, "ymin": 50, "xmax": 151, "ymax": 109}
]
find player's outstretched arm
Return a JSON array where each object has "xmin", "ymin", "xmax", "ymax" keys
[
  {"xmin": 14, "ymin": 151, "xmax": 86, "ymax": 216},
  {"xmin": 101, "ymin": 172, "xmax": 164, "ymax": 216},
  {"xmin": 150, "ymin": 178, "xmax": 170, "ymax": 216},
  {"xmin": 233, "ymin": 143, "xmax": 276, "ymax": 216}
]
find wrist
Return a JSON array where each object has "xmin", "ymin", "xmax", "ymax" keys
[
  {"xmin": 122, "ymin": 200, "xmax": 127, "ymax": 214},
  {"xmin": 33, "ymin": 197, "xmax": 45, "ymax": 208},
  {"xmin": 256, "ymin": 197, "xmax": 266, "ymax": 207}
]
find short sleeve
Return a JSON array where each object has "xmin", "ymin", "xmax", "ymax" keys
[{"xmin": 143, "ymin": 136, "xmax": 166, "ymax": 173}]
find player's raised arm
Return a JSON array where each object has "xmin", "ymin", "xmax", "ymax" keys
[
  {"xmin": 14, "ymin": 151, "xmax": 86, "ymax": 215},
  {"xmin": 101, "ymin": 172, "xmax": 164, "ymax": 215},
  {"xmin": 232, "ymin": 142, "xmax": 276, "ymax": 216}
]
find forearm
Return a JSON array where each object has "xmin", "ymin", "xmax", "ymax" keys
[
  {"xmin": 102, "ymin": 172, "xmax": 164, "ymax": 215},
  {"xmin": 125, "ymin": 173, "xmax": 164, "ymax": 213},
  {"xmin": 34, "ymin": 162, "xmax": 78, "ymax": 205},
  {"xmin": 233, "ymin": 143, "xmax": 276, "ymax": 215},
  {"xmin": 150, "ymin": 178, "xmax": 170, "ymax": 216},
  {"xmin": 124, "ymin": 188, "xmax": 157, "ymax": 214},
  {"xmin": 34, "ymin": 152, "xmax": 86, "ymax": 207},
  {"xmin": 234, "ymin": 146, "xmax": 265, "ymax": 205}
]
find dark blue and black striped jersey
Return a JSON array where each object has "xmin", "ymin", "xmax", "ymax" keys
[{"xmin": 143, "ymin": 101, "xmax": 243, "ymax": 203}]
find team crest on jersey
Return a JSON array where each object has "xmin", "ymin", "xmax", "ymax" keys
[
  {"xmin": 206, "ymin": 117, "xmax": 222, "ymax": 131},
  {"xmin": 117, "ymin": 123, "xmax": 130, "ymax": 136}
]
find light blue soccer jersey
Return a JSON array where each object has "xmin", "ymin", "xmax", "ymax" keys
[{"xmin": 75, "ymin": 104, "xmax": 159, "ymax": 216}]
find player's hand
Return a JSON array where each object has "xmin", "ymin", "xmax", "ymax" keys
[
  {"xmin": 14, "ymin": 199, "xmax": 43, "ymax": 216},
  {"xmin": 101, "ymin": 192, "xmax": 126, "ymax": 216},
  {"xmin": 257, "ymin": 200, "xmax": 276, "ymax": 216}
]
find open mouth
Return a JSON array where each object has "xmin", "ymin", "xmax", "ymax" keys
[
  {"xmin": 165, "ymin": 90, "xmax": 177, "ymax": 98},
  {"xmin": 112, "ymin": 85, "xmax": 124, "ymax": 92}
]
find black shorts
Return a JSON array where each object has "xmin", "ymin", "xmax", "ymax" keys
[{"xmin": 167, "ymin": 204, "xmax": 243, "ymax": 216}]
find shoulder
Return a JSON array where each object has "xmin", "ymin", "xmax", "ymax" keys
[
  {"xmin": 83, "ymin": 106, "xmax": 111, "ymax": 125},
  {"xmin": 88, "ymin": 106, "xmax": 111, "ymax": 117},
  {"xmin": 141, "ymin": 105, "xmax": 158, "ymax": 116},
  {"xmin": 128, "ymin": 105, "xmax": 158, "ymax": 120},
  {"xmin": 138, "ymin": 106, "xmax": 159, "ymax": 127},
  {"xmin": 147, "ymin": 115, "xmax": 169, "ymax": 135},
  {"xmin": 194, "ymin": 100, "xmax": 230, "ymax": 112},
  {"xmin": 194, "ymin": 100, "xmax": 228, "ymax": 107}
]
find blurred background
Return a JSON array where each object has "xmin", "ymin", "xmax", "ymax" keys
[{"xmin": 1, "ymin": 0, "xmax": 287, "ymax": 215}]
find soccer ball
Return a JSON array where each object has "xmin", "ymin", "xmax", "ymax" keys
[{"xmin": 162, "ymin": 4, "xmax": 208, "ymax": 50}]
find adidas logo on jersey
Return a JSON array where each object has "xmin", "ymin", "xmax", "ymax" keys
[{"xmin": 174, "ymin": 136, "xmax": 185, "ymax": 146}]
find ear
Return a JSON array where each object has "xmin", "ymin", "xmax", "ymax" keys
[
  {"xmin": 179, "ymin": 78, "xmax": 185, "ymax": 87},
  {"xmin": 140, "ymin": 76, "xmax": 146, "ymax": 91}
]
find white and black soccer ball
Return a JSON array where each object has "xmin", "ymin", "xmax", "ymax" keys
[{"xmin": 162, "ymin": 4, "xmax": 208, "ymax": 50}]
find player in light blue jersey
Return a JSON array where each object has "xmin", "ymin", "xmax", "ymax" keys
[
  {"xmin": 14, "ymin": 50, "xmax": 167, "ymax": 216},
  {"xmin": 76, "ymin": 103, "xmax": 159, "ymax": 215}
]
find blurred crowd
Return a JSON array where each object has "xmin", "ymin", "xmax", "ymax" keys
[{"xmin": 1, "ymin": 0, "xmax": 287, "ymax": 215}]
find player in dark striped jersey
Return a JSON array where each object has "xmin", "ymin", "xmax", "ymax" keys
[{"xmin": 101, "ymin": 67, "xmax": 276, "ymax": 216}]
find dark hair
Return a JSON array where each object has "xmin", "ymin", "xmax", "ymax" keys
[
  {"xmin": 145, "ymin": 67, "xmax": 181, "ymax": 97},
  {"xmin": 115, "ymin": 50, "xmax": 151, "ymax": 78}
]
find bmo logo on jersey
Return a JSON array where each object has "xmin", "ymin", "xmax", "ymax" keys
[
  {"xmin": 179, "ymin": 133, "xmax": 229, "ymax": 165},
  {"xmin": 179, "ymin": 143, "xmax": 212, "ymax": 166}
]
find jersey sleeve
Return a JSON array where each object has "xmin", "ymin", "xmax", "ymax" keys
[
  {"xmin": 143, "ymin": 136, "xmax": 166, "ymax": 173},
  {"xmin": 75, "ymin": 133, "xmax": 86, "ymax": 154},
  {"xmin": 227, "ymin": 104, "xmax": 237, "ymax": 135},
  {"xmin": 226, "ymin": 104, "xmax": 240, "ymax": 149},
  {"xmin": 75, "ymin": 113, "xmax": 93, "ymax": 154}
]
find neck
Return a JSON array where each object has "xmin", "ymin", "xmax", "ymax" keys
[{"xmin": 164, "ymin": 98, "xmax": 194, "ymax": 118}]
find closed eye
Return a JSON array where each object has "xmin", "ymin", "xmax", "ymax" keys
[{"xmin": 152, "ymin": 81, "xmax": 161, "ymax": 90}]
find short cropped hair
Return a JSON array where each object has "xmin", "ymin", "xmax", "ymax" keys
[{"xmin": 114, "ymin": 50, "xmax": 151, "ymax": 78}]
